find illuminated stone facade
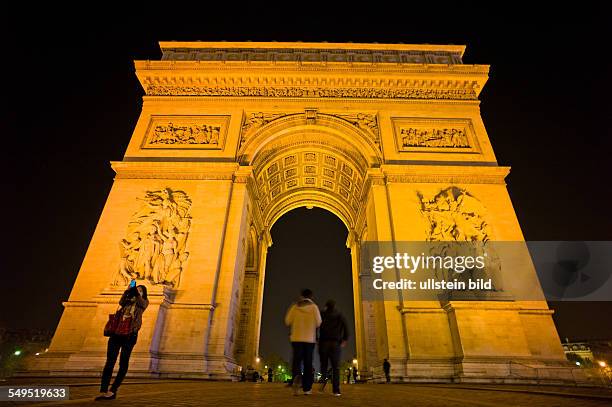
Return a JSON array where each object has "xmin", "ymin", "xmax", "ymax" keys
[{"xmin": 30, "ymin": 42, "xmax": 578, "ymax": 383}]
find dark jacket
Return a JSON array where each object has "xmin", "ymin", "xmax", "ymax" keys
[
  {"xmin": 318, "ymin": 309, "xmax": 349, "ymax": 343},
  {"xmin": 119, "ymin": 287, "xmax": 149, "ymax": 334}
]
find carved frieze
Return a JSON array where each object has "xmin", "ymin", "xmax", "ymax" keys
[
  {"xmin": 147, "ymin": 85, "xmax": 477, "ymax": 100},
  {"xmin": 392, "ymin": 118, "xmax": 479, "ymax": 153},
  {"xmin": 143, "ymin": 115, "xmax": 230, "ymax": 149},
  {"xmin": 160, "ymin": 47, "xmax": 464, "ymax": 65},
  {"xmin": 113, "ymin": 188, "xmax": 192, "ymax": 288},
  {"xmin": 400, "ymin": 127, "xmax": 469, "ymax": 148}
]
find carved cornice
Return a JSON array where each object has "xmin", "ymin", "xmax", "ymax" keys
[
  {"xmin": 382, "ymin": 164, "xmax": 510, "ymax": 184},
  {"xmin": 111, "ymin": 161, "xmax": 239, "ymax": 180}
]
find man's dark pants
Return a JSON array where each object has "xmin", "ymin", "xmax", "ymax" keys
[
  {"xmin": 100, "ymin": 333, "xmax": 138, "ymax": 393},
  {"xmin": 291, "ymin": 342, "xmax": 315, "ymax": 391},
  {"xmin": 319, "ymin": 340, "xmax": 341, "ymax": 394}
]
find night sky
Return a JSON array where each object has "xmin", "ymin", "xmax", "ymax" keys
[{"xmin": 1, "ymin": 5, "xmax": 611, "ymax": 352}]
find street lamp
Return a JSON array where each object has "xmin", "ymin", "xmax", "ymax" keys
[
  {"xmin": 352, "ymin": 358, "xmax": 358, "ymax": 365},
  {"xmin": 256, "ymin": 357, "xmax": 260, "ymax": 363},
  {"xmin": 575, "ymin": 361, "xmax": 581, "ymax": 366},
  {"xmin": 599, "ymin": 361, "xmax": 607, "ymax": 367},
  {"xmin": 14, "ymin": 350, "xmax": 22, "ymax": 356}
]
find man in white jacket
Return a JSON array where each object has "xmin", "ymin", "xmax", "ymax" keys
[{"xmin": 284, "ymin": 288, "xmax": 322, "ymax": 395}]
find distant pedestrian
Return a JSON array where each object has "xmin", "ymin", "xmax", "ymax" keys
[
  {"xmin": 383, "ymin": 359, "xmax": 391, "ymax": 383},
  {"xmin": 318, "ymin": 300, "xmax": 349, "ymax": 396},
  {"xmin": 285, "ymin": 289, "xmax": 322, "ymax": 395},
  {"xmin": 268, "ymin": 367, "xmax": 273, "ymax": 382},
  {"xmin": 352, "ymin": 367, "xmax": 358, "ymax": 384},
  {"xmin": 95, "ymin": 284, "xmax": 148, "ymax": 401}
]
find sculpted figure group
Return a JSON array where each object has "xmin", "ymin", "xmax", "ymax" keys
[
  {"xmin": 114, "ymin": 188, "xmax": 191, "ymax": 287},
  {"xmin": 401, "ymin": 127, "xmax": 469, "ymax": 148},
  {"xmin": 150, "ymin": 122, "xmax": 221, "ymax": 145},
  {"xmin": 418, "ymin": 187, "xmax": 502, "ymax": 290}
]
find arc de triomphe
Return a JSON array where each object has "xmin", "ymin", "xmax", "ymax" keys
[{"xmin": 30, "ymin": 42, "xmax": 574, "ymax": 383}]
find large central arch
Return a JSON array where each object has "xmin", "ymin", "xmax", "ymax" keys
[{"xmin": 231, "ymin": 113, "xmax": 382, "ymax": 372}]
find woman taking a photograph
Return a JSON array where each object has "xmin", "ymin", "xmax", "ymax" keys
[{"xmin": 95, "ymin": 283, "xmax": 148, "ymax": 401}]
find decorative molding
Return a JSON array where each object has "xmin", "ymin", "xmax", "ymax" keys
[
  {"xmin": 382, "ymin": 164, "xmax": 510, "ymax": 185},
  {"xmin": 142, "ymin": 115, "xmax": 230, "ymax": 150},
  {"xmin": 145, "ymin": 85, "xmax": 478, "ymax": 100},
  {"xmin": 111, "ymin": 161, "xmax": 239, "ymax": 180},
  {"xmin": 385, "ymin": 174, "xmax": 504, "ymax": 184},
  {"xmin": 159, "ymin": 46, "xmax": 464, "ymax": 65}
]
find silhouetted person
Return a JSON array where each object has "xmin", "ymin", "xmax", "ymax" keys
[
  {"xmin": 318, "ymin": 300, "xmax": 349, "ymax": 396},
  {"xmin": 268, "ymin": 367, "xmax": 273, "ymax": 382},
  {"xmin": 352, "ymin": 367, "xmax": 358, "ymax": 384},
  {"xmin": 285, "ymin": 288, "xmax": 322, "ymax": 395},
  {"xmin": 383, "ymin": 359, "xmax": 391, "ymax": 383},
  {"xmin": 96, "ymin": 284, "xmax": 148, "ymax": 401}
]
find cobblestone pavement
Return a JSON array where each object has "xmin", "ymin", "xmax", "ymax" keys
[{"xmin": 2, "ymin": 379, "xmax": 612, "ymax": 407}]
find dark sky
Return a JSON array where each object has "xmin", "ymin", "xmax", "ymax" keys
[{"xmin": 1, "ymin": 5, "xmax": 611, "ymax": 345}]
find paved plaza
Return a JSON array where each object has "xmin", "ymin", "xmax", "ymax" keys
[{"xmin": 2, "ymin": 378, "xmax": 612, "ymax": 406}]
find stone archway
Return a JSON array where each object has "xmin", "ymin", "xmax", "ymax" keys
[
  {"xmin": 229, "ymin": 112, "xmax": 382, "ymax": 373},
  {"xmin": 33, "ymin": 41, "xmax": 575, "ymax": 384}
]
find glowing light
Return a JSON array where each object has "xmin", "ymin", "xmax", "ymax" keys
[
  {"xmin": 14, "ymin": 350, "xmax": 22, "ymax": 356},
  {"xmin": 264, "ymin": 365, "xmax": 268, "ymax": 369},
  {"xmin": 352, "ymin": 359, "xmax": 358, "ymax": 365},
  {"xmin": 278, "ymin": 365, "xmax": 282, "ymax": 369},
  {"xmin": 599, "ymin": 361, "xmax": 607, "ymax": 367},
  {"xmin": 575, "ymin": 361, "xmax": 581, "ymax": 366},
  {"xmin": 35, "ymin": 352, "xmax": 40, "ymax": 356},
  {"xmin": 256, "ymin": 357, "xmax": 261, "ymax": 363}
]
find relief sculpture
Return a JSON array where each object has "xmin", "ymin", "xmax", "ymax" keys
[
  {"xmin": 114, "ymin": 188, "xmax": 192, "ymax": 287},
  {"xmin": 240, "ymin": 112, "xmax": 288, "ymax": 147},
  {"xmin": 335, "ymin": 113, "xmax": 380, "ymax": 147},
  {"xmin": 418, "ymin": 187, "xmax": 502, "ymax": 290},
  {"xmin": 149, "ymin": 122, "xmax": 221, "ymax": 145},
  {"xmin": 401, "ymin": 127, "xmax": 469, "ymax": 148}
]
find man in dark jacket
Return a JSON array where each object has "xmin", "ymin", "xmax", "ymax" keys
[{"xmin": 318, "ymin": 300, "xmax": 349, "ymax": 396}]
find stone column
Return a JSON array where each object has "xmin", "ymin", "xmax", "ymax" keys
[{"xmin": 204, "ymin": 169, "xmax": 252, "ymax": 378}]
